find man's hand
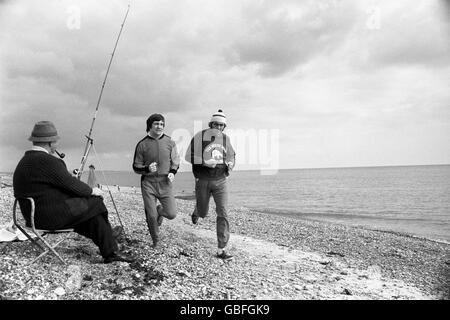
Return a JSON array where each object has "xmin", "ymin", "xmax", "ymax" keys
[
  {"xmin": 226, "ymin": 161, "xmax": 235, "ymax": 171},
  {"xmin": 168, "ymin": 173, "xmax": 175, "ymax": 182},
  {"xmin": 148, "ymin": 162, "xmax": 158, "ymax": 173},
  {"xmin": 204, "ymin": 158, "xmax": 218, "ymax": 168},
  {"xmin": 91, "ymin": 187, "xmax": 104, "ymax": 199}
]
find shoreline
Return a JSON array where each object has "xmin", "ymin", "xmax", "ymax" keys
[
  {"xmin": 253, "ymin": 210, "xmax": 450, "ymax": 246},
  {"xmin": 101, "ymin": 185, "xmax": 450, "ymax": 246},
  {"xmin": 1, "ymin": 185, "xmax": 449, "ymax": 299}
]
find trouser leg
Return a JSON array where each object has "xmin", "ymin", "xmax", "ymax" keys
[
  {"xmin": 211, "ymin": 178, "xmax": 229, "ymax": 249},
  {"xmin": 158, "ymin": 180, "xmax": 177, "ymax": 220},
  {"xmin": 194, "ymin": 178, "xmax": 211, "ymax": 218},
  {"xmin": 141, "ymin": 179, "xmax": 159, "ymax": 244},
  {"xmin": 73, "ymin": 214, "xmax": 118, "ymax": 258}
]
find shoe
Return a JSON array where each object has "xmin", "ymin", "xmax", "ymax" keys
[
  {"xmin": 151, "ymin": 233, "xmax": 159, "ymax": 248},
  {"xmin": 104, "ymin": 251, "xmax": 135, "ymax": 264},
  {"xmin": 191, "ymin": 207, "xmax": 199, "ymax": 225},
  {"xmin": 151, "ymin": 236, "xmax": 160, "ymax": 248},
  {"xmin": 157, "ymin": 205, "xmax": 164, "ymax": 227},
  {"xmin": 216, "ymin": 251, "xmax": 234, "ymax": 261},
  {"xmin": 112, "ymin": 226, "xmax": 123, "ymax": 239}
]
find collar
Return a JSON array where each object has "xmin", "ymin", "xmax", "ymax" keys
[
  {"xmin": 30, "ymin": 146, "xmax": 49, "ymax": 154},
  {"xmin": 147, "ymin": 133, "xmax": 165, "ymax": 140}
]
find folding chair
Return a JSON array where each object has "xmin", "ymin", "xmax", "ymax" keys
[{"xmin": 13, "ymin": 197, "xmax": 74, "ymax": 265}]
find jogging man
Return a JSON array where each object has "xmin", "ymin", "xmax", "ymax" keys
[
  {"xmin": 185, "ymin": 109, "xmax": 236, "ymax": 260},
  {"xmin": 133, "ymin": 114, "xmax": 180, "ymax": 247}
]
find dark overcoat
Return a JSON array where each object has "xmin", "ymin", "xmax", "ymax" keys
[{"xmin": 13, "ymin": 150, "xmax": 106, "ymax": 229}]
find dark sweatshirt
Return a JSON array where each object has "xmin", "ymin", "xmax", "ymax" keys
[{"xmin": 185, "ymin": 128, "xmax": 236, "ymax": 180}]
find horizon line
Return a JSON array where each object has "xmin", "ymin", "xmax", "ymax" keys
[
  {"xmin": 93, "ymin": 162, "xmax": 450, "ymax": 173},
  {"xmin": 1, "ymin": 163, "xmax": 449, "ymax": 175}
]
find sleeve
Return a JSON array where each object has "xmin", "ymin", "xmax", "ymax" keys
[
  {"xmin": 184, "ymin": 137, "xmax": 194, "ymax": 164},
  {"xmin": 43, "ymin": 156, "xmax": 93, "ymax": 197},
  {"xmin": 225, "ymin": 135, "xmax": 236, "ymax": 170},
  {"xmin": 169, "ymin": 140, "xmax": 180, "ymax": 175},
  {"xmin": 184, "ymin": 137, "xmax": 193, "ymax": 164},
  {"xmin": 132, "ymin": 140, "xmax": 149, "ymax": 174},
  {"xmin": 184, "ymin": 132, "xmax": 204, "ymax": 165}
]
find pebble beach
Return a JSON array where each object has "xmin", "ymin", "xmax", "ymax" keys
[{"xmin": 0, "ymin": 175, "xmax": 449, "ymax": 300}]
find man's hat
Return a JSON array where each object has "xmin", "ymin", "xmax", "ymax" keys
[
  {"xmin": 28, "ymin": 121, "xmax": 60, "ymax": 142},
  {"xmin": 209, "ymin": 109, "xmax": 227, "ymax": 126}
]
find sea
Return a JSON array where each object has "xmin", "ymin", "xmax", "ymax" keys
[{"xmin": 84, "ymin": 165, "xmax": 450, "ymax": 243}]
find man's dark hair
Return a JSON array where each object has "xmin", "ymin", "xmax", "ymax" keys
[{"xmin": 146, "ymin": 114, "xmax": 165, "ymax": 132}]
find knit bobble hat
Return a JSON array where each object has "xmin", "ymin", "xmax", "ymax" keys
[
  {"xmin": 146, "ymin": 113, "xmax": 165, "ymax": 132},
  {"xmin": 209, "ymin": 109, "xmax": 227, "ymax": 126}
]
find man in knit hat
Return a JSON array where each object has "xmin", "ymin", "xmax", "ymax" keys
[
  {"xmin": 133, "ymin": 113, "xmax": 180, "ymax": 247},
  {"xmin": 13, "ymin": 121, "xmax": 134, "ymax": 263},
  {"xmin": 185, "ymin": 109, "xmax": 236, "ymax": 260}
]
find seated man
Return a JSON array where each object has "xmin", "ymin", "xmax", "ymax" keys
[{"xmin": 13, "ymin": 121, "xmax": 134, "ymax": 264}]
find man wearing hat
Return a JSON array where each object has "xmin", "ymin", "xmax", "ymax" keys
[
  {"xmin": 185, "ymin": 109, "xmax": 236, "ymax": 260},
  {"xmin": 132, "ymin": 113, "xmax": 180, "ymax": 247},
  {"xmin": 13, "ymin": 121, "xmax": 134, "ymax": 264}
]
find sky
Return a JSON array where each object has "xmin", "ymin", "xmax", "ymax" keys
[{"xmin": 0, "ymin": 0, "xmax": 449, "ymax": 173}]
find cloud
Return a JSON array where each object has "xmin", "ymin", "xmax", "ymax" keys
[
  {"xmin": 361, "ymin": 1, "xmax": 450, "ymax": 68},
  {"xmin": 225, "ymin": 0, "xmax": 450, "ymax": 77},
  {"xmin": 226, "ymin": 0, "xmax": 358, "ymax": 77}
]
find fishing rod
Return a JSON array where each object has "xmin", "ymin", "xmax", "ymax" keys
[
  {"xmin": 73, "ymin": 5, "xmax": 130, "ymax": 233},
  {"xmin": 74, "ymin": 4, "xmax": 130, "ymax": 179}
]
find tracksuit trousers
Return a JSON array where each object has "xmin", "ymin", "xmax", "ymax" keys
[
  {"xmin": 141, "ymin": 176, "xmax": 177, "ymax": 244},
  {"xmin": 194, "ymin": 177, "xmax": 229, "ymax": 249}
]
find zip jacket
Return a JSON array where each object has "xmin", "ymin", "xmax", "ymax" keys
[{"xmin": 133, "ymin": 134, "xmax": 180, "ymax": 180}]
